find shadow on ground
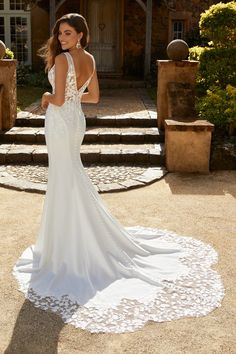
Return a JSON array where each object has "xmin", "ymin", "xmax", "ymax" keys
[
  {"xmin": 165, "ymin": 171, "xmax": 236, "ymax": 197},
  {"xmin": 4, "ymin": 300, "xmax": 64, "ymax": 354}
]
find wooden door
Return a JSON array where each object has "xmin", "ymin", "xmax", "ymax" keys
[{"xmin": 87, "ymin": 0, "xmax": 120, "ymax": 72}]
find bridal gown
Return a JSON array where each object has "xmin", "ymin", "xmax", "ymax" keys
[{"xmin": 13, "ymin": 52, "xmax": 224, "ymax": 333}]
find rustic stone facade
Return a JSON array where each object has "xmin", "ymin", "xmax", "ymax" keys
[
  {"xmin": 30, "ymin": 0, "xmax": 229, "ymax": 75},
  {"xmin": 123, "ymin": 0, "xmax": 229, "ymax": 76}
]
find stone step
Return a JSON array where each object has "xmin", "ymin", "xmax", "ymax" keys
[
  {"xmin": 0, "ymin": 126, "xmax": 164, "ymax": 145},
  {"xmin": 0, "ymin": 143, "xmax": 165, "ymax": 165},
  {"xmin": 98, "ymin": 78, "xmax": 146, "ymax": 88},
  {"xmin": 15, "ymin": 113, "xmax": 157, "ymax": 128}
]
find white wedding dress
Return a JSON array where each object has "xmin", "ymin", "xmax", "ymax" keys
[{"xmin": 13, "ymin": 52, "xmax": 224, "ymax": 333}]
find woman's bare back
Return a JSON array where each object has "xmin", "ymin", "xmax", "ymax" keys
[{"xmin": 69, "ymin": 49, "xmax": 94, "ymax": 90}]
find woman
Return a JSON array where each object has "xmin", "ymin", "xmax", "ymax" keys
[{"xmin": 12, "ymin": 13, "xmax": 224, "ymax": 333}]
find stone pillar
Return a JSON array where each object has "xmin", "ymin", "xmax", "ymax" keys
[
  {"xmin": 157, "ymin": 60, "xmax": 199, "ymax": 129},
  {"xmin": 0, "ymin": 59, "xmax": 17, "ymax": 131},
  {"xmin": 0, "ymin": 85, "xmax": 3, "ymax": 130},
  {"xmin": 165, "ymin": 120, "xmax": 214, "ymax": 173}
]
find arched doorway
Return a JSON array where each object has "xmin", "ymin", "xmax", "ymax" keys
[{"xmin": 86, "ymin": 0, "xmax": 122, "ymax": 74}]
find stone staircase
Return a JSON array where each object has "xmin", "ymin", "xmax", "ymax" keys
[{"xmin": 0, "ymin": 112, "xmax": 165, "ymax": 166}]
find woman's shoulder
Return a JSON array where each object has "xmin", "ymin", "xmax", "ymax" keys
[
  {"xmin": 55, "ymin": 52, "xmax": 68, "ymax": 62},
  {"xmin": 54, "ymin": 53, "xmax": 68, "ymax": 69}
]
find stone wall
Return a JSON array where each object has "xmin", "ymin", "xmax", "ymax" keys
[
  {"xmin": 123, "ymin": 0, "xmax": 229, "ymax": 76},
  {"xmin": 30, "ymin": 0, "xmax": 229, "ymax": 75},
  {"xmin": 31, "ymin": 6, "xmax": 50, "ymax": 70},
  {"xmin": 123, "ymin": 0, "xmax": 145, "ymax": 76}
]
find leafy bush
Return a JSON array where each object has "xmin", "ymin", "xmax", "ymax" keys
[
  {"xmin": 16, "ymin": 64, "xmax": 31, "ymax": 85},
  {"xmin": 189, "ymin": 46, "xmax": 236, "ymax": 92},
  {"xmin": 17, "ymin": 64, "xmax": 50, "ymax": 88},
  {"xmin": 3, "ymin": 48, "xmax": 14, "ymax": 59},
  {"xmin": 189, "ymin": 2, "xmax": 236, "ymax": 135},
  {"xmin": 189, "ymin": 46, "xmax": 208, "ymax": 61},
  {"xmin": 196, "ymin": 84, "xmax": 236, "ymax": 134},
  {"xmin": 199, "ymin": 1, "xmax": 236, "ymax": 48}
]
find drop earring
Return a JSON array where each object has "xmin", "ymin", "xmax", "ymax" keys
[{"xmin": 76, "ymin": 40, "xmax": 81, "ymax": 48}]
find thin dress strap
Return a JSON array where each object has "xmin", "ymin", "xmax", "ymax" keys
[
  {"xmin": 90, "ymin": 55, "xmax": 96, "ymax": 78},
  {"xmin": 63, "ymin": 52, "xmax": 73, "ymax": 71}
]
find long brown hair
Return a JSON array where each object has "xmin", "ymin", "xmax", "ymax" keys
[{"xmin": 38, "ymin": 13, "xmax": 89, "ymax": 71}]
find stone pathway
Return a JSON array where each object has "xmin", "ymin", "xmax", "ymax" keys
[{"xmin": 0, "ymin": 164, "xmax": 167, "ymax": 194}]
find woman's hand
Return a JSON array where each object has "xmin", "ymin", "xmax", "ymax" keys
[{"xmin": 41, "ymin": 92, "xmax": 51, "ymax": 110}]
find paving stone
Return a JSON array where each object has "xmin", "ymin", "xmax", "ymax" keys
[
  {"xmin": 0, "ymin": 149, "xmax": 8, "ymax": 163},
  {"xmin": 99, "ymin": 131, "xmax": 121, "ymax": 143},
  {"xmin": 133, "ymin": 167, "xmax": 167, "ymax": 184},
  {"xmin": 0, "ymin": 161, "xmax": 167, "ymax": 194},
  {"xmin": 100, "ymin": 149, "xmax": 121, "ymax": 163},
  {"xmin": 121, "ymin": 132, "xmax": 145, "ymax": 143},
  {"xmin": 149, "ymin": 148, "xmax": 164, "ymax": 164},
  {"xmin": 81, "ymin": 149, "xmax": 100, "ymax": 163},
  {"xmin": 121, "ymin": 149, "xmax": 149, "ymax": 163},
  {"xmin": 16, "ymin": 116, "xmax": 44, "ymax": 127},
  {"xmin": 32, "ymin": 147, "xmax": 48, "ymax": 163},
  {"xmin": 97, "ymin": 182, "xmax": 125, "ymax": 192},
  {"xmin": 119, "ymin": 179, "xmax": 145, "ymax": 189},
  {"xmin": 6, "ymin": 146, "xmax": 33, "ymax": 163},
  {"xmin": 36, "ymin": 129, "xmax": 46, "ymax": 143},
  {"xmin": 17, "ymin": 111, "xmax": 32, "ymax": 119}
]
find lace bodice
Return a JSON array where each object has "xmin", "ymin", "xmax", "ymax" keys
[{"xmin": 48, "ymin": 51, "xmax": 94, "ymax": 103}]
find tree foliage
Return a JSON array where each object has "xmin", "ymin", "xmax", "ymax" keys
[{"xmin": 199, "ymin": 1, "xmax": 236, "ymax": 48}]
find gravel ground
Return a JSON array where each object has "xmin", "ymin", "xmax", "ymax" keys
[{"xmin": 0, "ymin": 171, "xmax": 235, "ymax": 354}]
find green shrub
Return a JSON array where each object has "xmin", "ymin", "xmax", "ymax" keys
[
  {"xmin": 3, "ymin": 48, "xmax": 14, "ymax": 59},
  {"xmin": 17, "ymin": 64, "xmax": 50, "ymax": 88},
  {"xmin": 189, "ymin": 46, "xmax": 236, "ymax": 92},
  {"xmin": 199, "ymin": 1, "xmax": 236, "ymax": 48},
  {"xmin": 189, "ymin": 46, "xmax": 208, "ymax": 61},
  {"xmin": 190, "ymin": 2, "xmax": 236, "ymax": 135},
  {"xmin": 196, "ymin": 84, "xmax": 236, "ymax": 133},
  {"xmin": 16, "ymin": 64, "xmax": 31, "ymax": 85}
]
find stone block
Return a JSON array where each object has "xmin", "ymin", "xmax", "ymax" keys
[
  {"xmin": 99, "ymin": 131, "xmax": 121, "ymax": 143},
  {"xmin": 134, "ymin": 167, "xmax": 166, "ymax": 184},
  {"xmin": 121, "ymin": 149, "xmax": 149, "ymax": 163},
  {"xmin": 98, "ymin": 182, "xmax": 124, "ymax": 193},
  {"xmin": 36, "ymin": 129, "xmax": 46, "ymax": 143},
  {"xmin": 32, "ymin": 147, "xmax": 48, "ymax": 163},
  {"xmin": 119, "ymin": 178, "xmax": 145, "ymax": 189},
  {"xmin": 156, "ymin": 60, "xmax": 199, "ymax": 129},
  {"xmin": 167, "ymin": 82, "xmax": 196, "ymax": 119},
  {"xmin": 100, "ymin": 149, "xmax": 121, "ymax": 163},
  {"xmin": 6, "ymin": 148, "xmax": 32, "ymax": 164},
  {"xmin": 121, "ymin": 132, "xmax": 144, "ymax": 143},
  {"xmin": 0, "ymin": 85, "xmax": 3, "ymax": 130},
  {"xmin": 0, "ymin": 60, "xmax": 17, "ymax": 130},
  {"xmin": 0, "ymin": 148, "xmax": 8, "ymax": 163},
  {"xmin": 165, "ymin": 119, "xmax": 214, "ymax": 173}
]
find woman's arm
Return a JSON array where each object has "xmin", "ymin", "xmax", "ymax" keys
[
  {"xmin": 41, "ymin": 54, "xmax": 67, "ymax": 109},
  {"xmin": 81, "ymin": 67, "xmax": 100, "ymax": 104}
]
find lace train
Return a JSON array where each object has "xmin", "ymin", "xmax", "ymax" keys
[{"xmin": 13, "ymin": 226, "xmax": 224, "ymax": 334}]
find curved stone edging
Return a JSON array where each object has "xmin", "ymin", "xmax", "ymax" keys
[{"xmin": 0, "ymin": 165, "xmax": 168, "ymax": 194}]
